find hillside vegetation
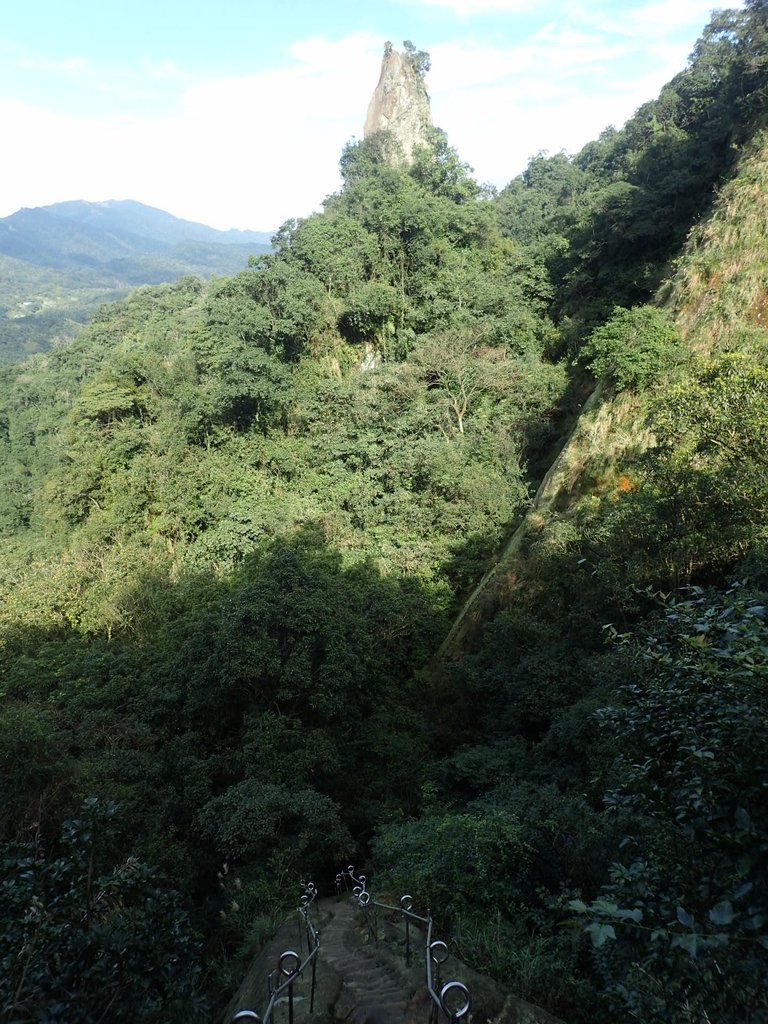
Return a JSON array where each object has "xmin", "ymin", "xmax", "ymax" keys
[
  {"xmin": 0, "ymin": 5, "xmax": 767, "ymax": 1022},
  {"xmin": 0, "ymin": 200, "xmax": 271, "ymax": 362}
]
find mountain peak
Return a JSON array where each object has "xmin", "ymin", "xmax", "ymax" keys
[{"xmin": 363, "ymin": 41, "xmax": 433, "ymax": 166}]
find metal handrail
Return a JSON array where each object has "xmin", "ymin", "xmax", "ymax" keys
[
  {"xmin": 336, "ymin": 867, "xmax": 472, "ymax": 1024},
  {"xmin": 233, "ymin": 881, "xmax": 320, "ymax": 1024}
]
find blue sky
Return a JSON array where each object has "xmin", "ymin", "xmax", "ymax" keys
[{"xmin": 0, "ymin": 0, "xmax": 741, "ymax": 230}]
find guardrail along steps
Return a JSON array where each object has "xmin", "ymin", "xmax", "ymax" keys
[{"xmin": 230, "ymin": 870, "xmax": 564, "ymax": 1024}]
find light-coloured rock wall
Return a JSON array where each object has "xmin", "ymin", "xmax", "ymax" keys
[{"xmin": 364, "ymin": 47, "xmax": 433, "ymax": 165}]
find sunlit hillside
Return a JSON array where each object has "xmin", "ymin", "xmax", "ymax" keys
[{"xmin": 0, "ymin": 7, "xmax": 766, "ymax": 1023}]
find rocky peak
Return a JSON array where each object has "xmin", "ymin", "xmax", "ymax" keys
[{"xmin": 363, "ymin": 42, "xmax": 433, "ymax": 166}]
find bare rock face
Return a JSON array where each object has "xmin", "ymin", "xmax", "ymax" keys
[{"xmin": 363, "ymin": 44, "xmax": 433, "ymax": 166}]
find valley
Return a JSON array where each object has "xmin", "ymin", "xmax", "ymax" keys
[
  {"xmin": 1, "ymin": 10, "xmax": 767, "ymax": 1023},
  {"xmin": 0, "ymin": 199, "xmax": 272, "ymax": 361}
]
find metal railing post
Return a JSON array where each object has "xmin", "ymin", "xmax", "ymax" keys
[
  {"xmin": 233, "ymin": 879, "xmax": 321, "ymax": 1024},
  {"xmin": 310, "ymin": 949, "xmax": 317, "ymax": 1012},
  {"xmin": 278, "ymin": 950, "xmax": 300, "ymax": 1024},
  {"xmin": 400, "ymin": 894, "xmax": 413, "ymax": 964}
]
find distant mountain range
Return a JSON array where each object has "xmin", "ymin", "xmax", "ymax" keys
[{"xmin": 0, "ymin": 199, "xmax": 273, "ymax": 361}]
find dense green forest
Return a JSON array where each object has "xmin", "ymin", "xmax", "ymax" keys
[{"xmin": 1, "ymin": 4, "xmax": 767, "ymax": 1022}]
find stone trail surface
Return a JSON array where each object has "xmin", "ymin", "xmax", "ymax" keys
[
  {"xmin": 319, "ymin": 899, "xmax": 414, "ymax": 1024},
  {"xmin": 223, "ymin": 897, "xmax": 416, "ymax": 1024},
  {"xmin": 223, "ymin": 896, "xmax": 566, "ymax": 1024}
]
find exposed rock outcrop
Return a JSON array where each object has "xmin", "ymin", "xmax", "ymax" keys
[{"xmin": 364, "ymin": 43, "xmax": 433, "ymax": 166}]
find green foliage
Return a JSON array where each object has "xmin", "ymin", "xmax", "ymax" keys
[
  {"xmin": 339, "ymin": 281, "xmax": 403, "ymax": 349},
  {"xmin": 375, "ymin": 809, "xmax": 532, "ymax": 915},
  {"xmin": 402, "ymin": 40, "xmax": 431, "ymax": 77},
  {"xmin": 2, "ymin": 11, "xmax": 768, "ymax": 1019},
  {"xmin": 496, "ymin": 151, "xmax": 589, "ymax": 246},
  {"xmin": 198, "ymin": 781, "xmax": 351, "ymax": 866},
  {"xmin": 71, "ymin": 372, "xmax": 142, "ymax": 425},
  {"xmin": 651, "ymin": 351, "xmax": 768, "ymax": 466},
  {"xmin": 338, "ymin": 134, "xmax": 405, "ymax": 187},
  {"xmin": 374, "ymin": 788, "xmax": 603, "ymax": 1019},
  {"xmin": 0, "ymin": 799, "xmax": 205, "ymax": 1023},
  {"xmin": 411, "ymin": 129, "xmax": 480, "ymax": 204},
  {"xmin": 497, "ymin": 2, "xmax": 768, "ymax": 341},
  {"xmin": 206, "ymin": 260, "xmax": 331, "ymax": 361},
  {"xmin": 578, "ymin": 350, "xmax": 768, "ymax": 590},
  {"xmin": 579, "ymin": 305, "xmax": 682, "ymax": 389},
  {"xmin": 285, "ymin": 213, "xmax": 378, "ymax": 299},
  {"xmin": 573, "ymin": 585, "xmax": 768, "ymax": 1022}
]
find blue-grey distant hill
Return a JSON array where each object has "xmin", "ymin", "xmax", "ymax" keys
[{"xmin": 0, "ymin": 199, "xmax": 273, "ymax": 361}]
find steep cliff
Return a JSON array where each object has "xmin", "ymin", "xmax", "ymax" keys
[
  {"xmin": 436, "ymin": 127, "xmax": 768, "ymax": 661},
  {"xmin": 363, "ymin": 43, "xmax": 433, "ymax": 165}
]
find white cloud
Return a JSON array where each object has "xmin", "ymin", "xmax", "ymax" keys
[
  {"xmin": 613, "ymin": 0, "xmax": 735, "ymax": 33},
  {"xmin": 421, "ymin": 0, "xmax": 741, "ymax": 186},
  {"xmin": 0, "ymin": 34, "xmax": 384, "ymax": 230},
  {"xmin": 139, "ymin": 58, "xmax": 187, "ymax": 82},
  {"xmin": 0, "ymin": 3, "xmax": 742, "ymax": 228}
]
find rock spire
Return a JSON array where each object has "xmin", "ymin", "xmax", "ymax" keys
[{"xmin": 363, "ymin": 41, "xmax": 433, "ymax": 166}]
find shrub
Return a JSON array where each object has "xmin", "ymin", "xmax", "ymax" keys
[
  {"xmin": 579, "ymin": 305, "xmax": 681, "ymax": 390},
  {"xmin": 0, "ymin": 799, "xmax": 205, "ymax": 1023}
]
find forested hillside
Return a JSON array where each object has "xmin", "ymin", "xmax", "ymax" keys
[
  {"xmin": 0, "ymin": 200, "xmax": 271, "ymax": 363},
  {"xmin": 1, "ymin": 5, "xmax": 767, "ymax": 1022}
]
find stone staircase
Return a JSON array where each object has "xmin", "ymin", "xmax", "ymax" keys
[
  {"xmin": 319, "ymin": 899, "xmax": 414, "ymax": 1024},
  {"xmin": 224, "ymin": 895, "xmax": 566, "ymax": 1024}
]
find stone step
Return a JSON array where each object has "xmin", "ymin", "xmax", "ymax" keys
[
  {"xmin": 227, "ymin": 893, "xmax": 566, "ymax": 1024},
  {"xmin": 346, "ymin": 981, "xmax": 401, "ymax": 993},
  {"xmin": 316, "ymin": 898, "xmax": 414, "ymax": 1022}
]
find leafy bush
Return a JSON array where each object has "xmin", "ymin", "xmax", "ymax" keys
[
  {"xmin": 197, "ymin": 779, "xmax": 352, "ymax": 868},
  {"xmin": 579, "ymin": 305, "xmax": 681, "ymax": 390},
  {"xmin": 571, "ymin": 584, "xmax": 768, "ymax": 1022},
  {"xmin": 374, "ymin": 809, "xmax": 531, "ymax": 916},
  {"xmin": 0, "ymin": 799, "xmax": 205, "ymax": 1023}
]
